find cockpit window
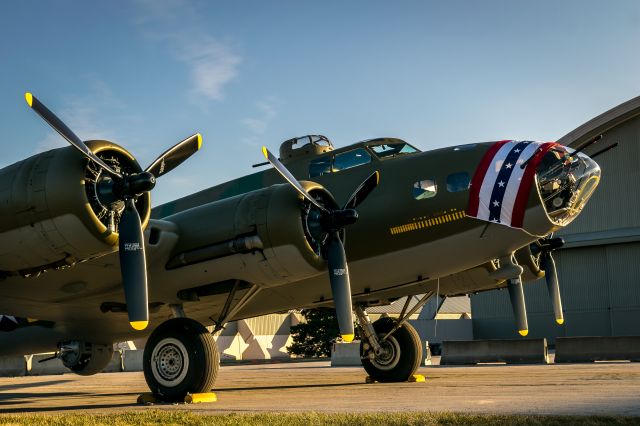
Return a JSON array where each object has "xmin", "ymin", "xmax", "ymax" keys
[
  {"xmin": 314, "ymin": 137, "xmax": 332, "ymax": 147},
  {"xmin": 333, "ymin": 148, "xmax": 372, "ymax": 172},
  {"xmin": 309, "ymin": 156, "xmax": 332, "ymax": 177},
  {"xmin": 446, "ymin": 172, "xmax": 470, "ymax": 192},
  {"xmin": 370, "ymin": 142, "xmax": 418, "ymax": 159},
  {"xmin": 309, "ymin": 148, "xmax": 372, "ymax": 177},
  {"xmin": 290, "ymin": 135, "xmax": 332, "ymax": 149}
]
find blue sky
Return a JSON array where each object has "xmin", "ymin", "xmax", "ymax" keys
[{"xmin": 1, "ymin": 0, "xmax": 638, "ymax": 205}]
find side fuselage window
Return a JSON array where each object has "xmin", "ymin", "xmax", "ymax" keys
[
  {"xmin": 413, "ymin": 179, "xmax": 437, "ymax": 200},
  {"xmin": 446, "ymin": 172, "xmax": 470, "ymax": 192},
  {"xmin": 333, "ymin": 148, "xmax": 372, "ymax": 172}
]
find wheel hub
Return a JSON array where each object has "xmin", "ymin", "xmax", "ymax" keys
[
  {"xmin": 370, "ymin": 335, "xmax": 401, "ymax": 371},
  {"xmin": 150, "ymin": 337, "xmax": 190, "ymax": 387},
  {"xmin": 157, "ymin": 344, "xmax": 184, "ymax": 380}
]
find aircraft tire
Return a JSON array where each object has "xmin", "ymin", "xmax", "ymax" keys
[
  {"xmin": 143, "ymin": 317, "xmax": 219, "ymax": 402},
  {"xmin": 360, "ymin": 317, "xmax": 422, "ymax": 382}
]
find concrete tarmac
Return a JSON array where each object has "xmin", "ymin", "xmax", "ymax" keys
[{"xmin": 0, "ymin": 359, "xmax": 639, "ymax": 416}]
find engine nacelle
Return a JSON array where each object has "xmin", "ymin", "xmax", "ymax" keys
[
  {"xmin": 59, "ymin": 341, "xmax": 114, "ymax": 376},
  {"xmin": 164, "ymin": 181, "xmax": 336, "ymax": 286},
  {"xmin": 514, "ymin": 245, "xmax": 545, "ymax": 282},
  {"xmin": 0, "ymin": 140, "xmax": 150, "ymax": 275}
]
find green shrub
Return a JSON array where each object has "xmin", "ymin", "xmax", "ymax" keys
[{"xmin": 286, "ymin": 309, "xmax": 340, "ymax": 357}]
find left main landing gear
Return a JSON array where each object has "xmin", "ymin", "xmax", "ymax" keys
[
  {"xmin": 355, "ymin": 305, "xmax": 422, "ymax": 382},
  {"xmin": 143, "ymin": 317, "xmax": 219, "ymax": 402}
]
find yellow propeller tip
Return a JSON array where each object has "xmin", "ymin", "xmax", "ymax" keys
[
  {"xmin": 374, "ymin": 170, "xmax": 380, "ymax": 184},
  {"xmin": 341, "ymin": 334, "xmax": 355, "ymax": 343},
  {"xmin": 556, "ymin": 319, "xmax": 564, "ymax": 325},
  {"xmin": 518, "ymin": 329, "xmax": 529, "ymax": 337},
  {"xmin": 25, "ymin": 92, "xmax": 33, "ymax": 107},
  {"xmin": 196, "ymin": 133, "xmax": 202, "ymax": 150},
  {"xmin": 261, "ymin": 146, "xmax": 269, "ymax": 159},
  {"xmin": 130, "ymin": 321, "xmax": 148, "ymax": 331}
]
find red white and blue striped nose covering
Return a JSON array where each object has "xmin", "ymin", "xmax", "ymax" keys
[{"xmin": 467, "ymin": 140, "xmax": 557, "ymax": 229}]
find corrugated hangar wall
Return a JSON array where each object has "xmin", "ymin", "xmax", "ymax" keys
[{"xmin": 472, "ymin": 97, "xmax": 640, "ymax": 343}]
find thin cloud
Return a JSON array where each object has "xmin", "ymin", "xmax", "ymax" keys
[
  {"xmin": 177, "ymin": 35, "xmax": 241, "ymax": 102},
  {"xmin": 134, "ymin": 0, "xmax": 241, "ymax": 103},
  {"xmin": 240, "ymin": 98, "xmax": 279, "ymax": 146}
]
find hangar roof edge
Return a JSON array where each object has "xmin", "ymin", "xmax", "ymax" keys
[{"xmin": 558, "ymin": 95, "xmax": 640, "ymax": 147}]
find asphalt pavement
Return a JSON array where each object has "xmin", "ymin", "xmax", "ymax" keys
[{"xmin": 0, "ymin": 360, "xmax": 639, "ymax": 415}]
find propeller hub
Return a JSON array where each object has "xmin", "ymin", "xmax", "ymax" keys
[
  {"xmin": 542, "ymin": 237, "xmax": 565, "ymax": 251},
  {"xmin": 325, "ymin": 209, "xmax": 359, "ymax": 232},
  {"xmin": 122, "ymin": 172, "xmax": 156, "ymax": 197},
  {"xmin": 532, "ymin": 236, "xmax": 565, "ymax": 256}
]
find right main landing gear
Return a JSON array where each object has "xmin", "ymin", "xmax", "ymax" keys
[
  {"xmin": 355, "ymin": 306, "xmax": 422, "ymax": 382},
  {"xmin": 143, "ymin": 317, "xmax": 219, "ymax": 402}
]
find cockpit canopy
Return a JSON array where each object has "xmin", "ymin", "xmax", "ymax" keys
[
  {"xmin": 277, "ymin": 135, "xmax": 421, "ymax": 177},
  {"xmin": 308, "ymin": 138, "xmax": 420, "ymax": 178}
]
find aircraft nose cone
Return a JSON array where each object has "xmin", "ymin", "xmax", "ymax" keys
[
  {"xmin": 536, "ymin": 144, "xmax": 601, "ymax": 226},
  {"xmin": 466, "ymin": 140, "xmax": 601, "ymax": 232}
]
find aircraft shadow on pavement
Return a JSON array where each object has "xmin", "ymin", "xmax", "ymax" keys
[
  {"xmin": 0, "ymin": 379, "xmax": 73, "ymax": 391},
  {"xmin": 0, "ymin": 388, "xmax": 143, "ymax": 415}
]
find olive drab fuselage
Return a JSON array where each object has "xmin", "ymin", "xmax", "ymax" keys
[{"xmin": 0, "ymin": 135, "xmax": 600, "ymax": 352}]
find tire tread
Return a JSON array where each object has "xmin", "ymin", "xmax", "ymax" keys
[
  {"xmin": 143, "ymin": 318, "xmax": 219, "ymax": 401},
  {"xmin": 360, "ymin": 317, "xmax": 422, "ymax": 382}
]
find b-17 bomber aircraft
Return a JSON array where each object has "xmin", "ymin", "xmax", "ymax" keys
[{"xmin": 0, "ymin": 93, "xmax": 605, "ymax": 401}]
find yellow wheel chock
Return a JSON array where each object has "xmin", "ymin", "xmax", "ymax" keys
[{"xmin": 137, "ymin": 392, "xmax": 217, "ymax": 404}]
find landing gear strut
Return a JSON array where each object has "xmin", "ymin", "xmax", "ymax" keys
[
  {"xmin": 355, "ymin": 304, "xmax": 422, "ymax": 382},
  {"xmin": 143, "ymin": 317, "xmax": 219, "ymax": 402}
]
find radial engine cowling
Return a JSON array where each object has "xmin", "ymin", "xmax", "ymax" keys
[
  {"xmin": 59, "ymin": 341, "xmax": 114, "ymax": 376},
  {"xmin": 164, "ymin": 181, "xmax": 339, "ymax": 286},
  {"xmin": 0, "ymin": 140, "xmax": 150, "ymax": 276}
]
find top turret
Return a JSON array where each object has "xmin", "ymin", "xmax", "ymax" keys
[{"xmin": 279, "ymin": 135, "xmax": 334, "ymax": 164}]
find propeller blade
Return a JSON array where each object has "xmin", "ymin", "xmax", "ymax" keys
[
  {"xmin": 540, "ymin": 254, "xmax": 564, "ymax": 325},
  {"xmin": 25, "ymin": 92, "xmax": 122, "ymax": 179},
  {"xmin": 326, "ymin": 233, "xmax": 355, "ymax": 342},
  {"xmin": 118, "ymin": 199, "xmax": 149, "ymax": 330},
  {"xmin": 343, "ymin": 171, "xmax": 380, "ymax": 210},
  {"xmin": 507, "ymin": 277, "xmax": 529, "ymax": 336},
  {"xmin": 261, "ymin": 146, "xmax": 328, "ymax": 213},
  {"xmin": 145, "ymin": 133, "xmax": 202, "ymax": 178}
]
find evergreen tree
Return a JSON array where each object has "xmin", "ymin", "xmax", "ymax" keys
[{"xmin": 287, "ymin": 309, "xmax": 341, "ymax": 357}]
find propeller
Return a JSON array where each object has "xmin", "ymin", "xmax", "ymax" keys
[
  {"xmin": 261, "ymin": 147, "xmax": 380, "ymax": 342},
  {"xmin": 25, "ymin": 92, "xmax": 202, "ymax": 330},
  {"xmin": 532, "ymin": 235, "xmax": 565, "ymax": 325},
  {"xmin": 507, "ymin": 277, "xmax": 528, "ymax": 336}
]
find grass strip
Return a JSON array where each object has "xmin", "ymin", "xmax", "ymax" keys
[{"xmin": 0, "ymin": 411, "xmax": 638, "ymax": 426}]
